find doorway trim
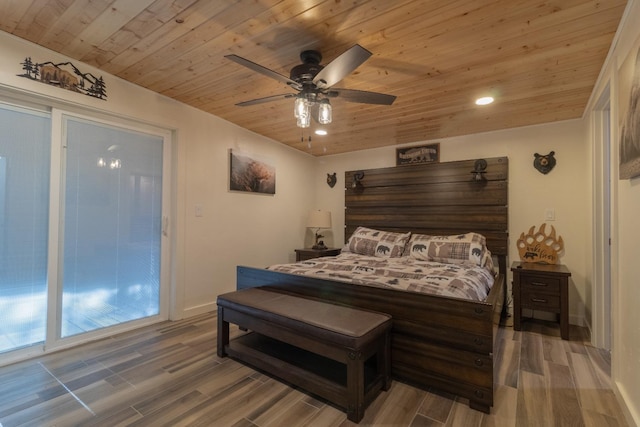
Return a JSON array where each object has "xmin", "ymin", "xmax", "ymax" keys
[{"xmin": 591, "ymin": 84, "xmax": 613, "ymax": 350}]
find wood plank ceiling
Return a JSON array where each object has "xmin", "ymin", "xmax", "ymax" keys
[{"xmin": 0, "ymin": 0, "xmax": 628, "ymax": 156}]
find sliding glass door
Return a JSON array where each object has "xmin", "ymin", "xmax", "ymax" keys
[
  {"xmin": 60, "ymin": 116, "xmax": 166, "ymax": 337},
  {"xmin": 0, "ymin": 103, "xmax": 170, "ymax": 359},
  {"xmin": 0, "ymin": 104, "xmax": 51, "ymax": 353}
]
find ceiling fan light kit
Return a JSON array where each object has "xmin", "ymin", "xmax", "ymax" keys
[
  {"xmin": 297, "ymin": 108, "xmax": 311, "ymax": 128},
  {"xmin": 318, "ymin": 99, "xmax": 332, "ymax": 125},
  {"xmin": 225, "ymin": 44, "xmax": 396, "ymax": 129}
]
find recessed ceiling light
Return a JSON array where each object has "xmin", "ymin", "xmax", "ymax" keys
[
  {"xmin": 475, "ymin": 96, "xmax": 494, "ymax": 106},
  {"xmin": 315, "ymin": 129, "xmax": 328, "ymax": 136}
]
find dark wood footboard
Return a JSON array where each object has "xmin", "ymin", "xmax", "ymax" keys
[{"xmin": 236, "ymin": 265, "xmax": 505, "ymax": 413}]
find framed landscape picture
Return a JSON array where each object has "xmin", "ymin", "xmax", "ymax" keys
[
  {"xmin": 229, "ymin": 149, "xmax": 276, "ymax": 194},
  {"xmin": 619, "ymin": 34, "xmax": 640, "ymax": 179},
  {"xmin": 396, "ymin": 143, "xmax": 440, "ymax": 166}
]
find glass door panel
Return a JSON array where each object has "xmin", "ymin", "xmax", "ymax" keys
[
  {"xmin": 61, "ymin": 117, "xmax": 163, "ymax": 337},
  {"xmin": 0, "ymin": 104, "xmax": 51, "ymax": 353}
]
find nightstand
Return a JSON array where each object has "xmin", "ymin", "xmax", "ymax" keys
[
  {"xmin": 295, "ymin": 248, "xmax": 341, "ymax": 262},
  {"xmin": 511, "ymin": 261, "xmax": 572, "ymax": 340}
]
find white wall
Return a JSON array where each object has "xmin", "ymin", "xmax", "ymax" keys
[
  {"xmin": 585, "ymin": 0, "xmax": 640, "ymax": 424},
  {"xmin": 316, "ymin": 119, "xmax": 590, "ymax": 324},
  {"xmin": 0, "ymin": 31, "xmax": 316, "ymax": 320}
]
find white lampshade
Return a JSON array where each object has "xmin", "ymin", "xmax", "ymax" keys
[{"xmin": 307, "ymin": 210, "xmax": 332, "ymax": 229}]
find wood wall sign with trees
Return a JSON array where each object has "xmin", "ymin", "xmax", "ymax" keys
[{"xmin": 18, "ymin": 57, "xmax": 107, "ymax": 100}]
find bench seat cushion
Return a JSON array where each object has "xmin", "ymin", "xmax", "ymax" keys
[{"xmin": 217, "ymin": 288, "xmax": 391, "ymax": 349}]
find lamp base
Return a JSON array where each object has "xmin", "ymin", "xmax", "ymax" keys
[
  {"xmin": 312, "ymin": 241, "xmax": 327, "ymax": 250},
  {"xmin": 312, "ymin": 231, "xmax": 327, "ymax": 250}
]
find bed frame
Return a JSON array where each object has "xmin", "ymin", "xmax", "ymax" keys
[{"xmin": 236, "ymin": 156, "xmax": 508, "ymax": 413}]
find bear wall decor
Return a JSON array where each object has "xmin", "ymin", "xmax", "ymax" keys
[
  {"xmin": 516, "ymin": 223, "xmax": 564, "ymax": 264},
  {"xmin": 533, "ymin": 151, "xmax": 556, "ymax": 174},
  {"xmin": 326, "ymin": 172, "xmax": 337, "ymax": 188}
]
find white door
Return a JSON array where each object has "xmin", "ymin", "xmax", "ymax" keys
[
  {"xmin": 0, "ymin": 104, "xmax": 171, "ymax": 361},
  {"xmin": 58, "ymin": 114, "xmax": 170, "ymax": 339}
]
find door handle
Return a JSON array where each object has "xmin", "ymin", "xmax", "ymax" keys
[{"xmin": 162, "ymin": 216, "xmax": 168, "ymax": 237}]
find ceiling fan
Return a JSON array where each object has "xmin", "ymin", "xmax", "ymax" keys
[{"xmin": 225, "ymin": 44, "xmax": 396, "ymax": 128}]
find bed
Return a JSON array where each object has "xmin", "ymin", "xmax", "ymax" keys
[{"xmin": 236, "ymin": 156, "xmax": 508, "ymax": 413}]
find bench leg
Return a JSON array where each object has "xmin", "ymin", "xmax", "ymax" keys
[
  {"xmin": 346, "ymin": 350, "xmax": 365, "ymax": 423},
  {"xmin": 380, "ymin": 330, "xmax": 392, "ymax": 391},
  {"xmin": 217, "ymin": 306, "xmax": 229, "ymax": 358}
]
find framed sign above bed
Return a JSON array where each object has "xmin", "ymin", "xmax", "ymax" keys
[{"xmin": 396, "ymin": 143, "xmax": 440, "ymax": 165}]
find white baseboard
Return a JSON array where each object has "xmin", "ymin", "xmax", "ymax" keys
[
  {"xmin": 569, "ymin": 313, "xmax": 585, "ymax": 327},
  {"xmin": 614, "ymin": 381, "xmax": 639, "ymax": 427},
  {"xmin": 182, "ymin": 302, "xmax": 216, "ymax": 319}
]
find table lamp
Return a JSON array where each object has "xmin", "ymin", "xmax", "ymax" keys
[{"xmin": 307, "ymin": 210, "xmax": 332, "ymax": 250}]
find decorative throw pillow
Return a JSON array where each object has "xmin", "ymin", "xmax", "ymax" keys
[
  {"xmin": 407, "ymin": 232, "xmax": 487, "ymax": 266},
  {"xmin": 481, "ymin": 250, "xmax": 496, "ymax": 274},
  {"xmin": 343, "ymin": 227, "xmax": 411, "ymax": 258}
]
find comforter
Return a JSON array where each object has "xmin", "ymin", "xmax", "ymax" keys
[{"xmin": 267, "ymin": 253, "xmax": 495, "ymax": 301}]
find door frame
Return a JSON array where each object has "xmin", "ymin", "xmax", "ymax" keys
[
  {"xmin": 45, "ymin": 108, "xmax": 173, "ymax": 352},
  {"xmin": 591, "ymin": 85, "xmax": 613, "ymax": 350}
]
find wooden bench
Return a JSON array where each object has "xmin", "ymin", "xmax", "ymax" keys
[{"xmin": 217, "ymin": 288, "xmax": 392, "ymax": 423}]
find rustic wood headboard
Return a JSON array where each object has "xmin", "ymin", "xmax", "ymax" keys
[{"xmin": 345, "ymin": 156, "xmax": 509, "ymax": 273}]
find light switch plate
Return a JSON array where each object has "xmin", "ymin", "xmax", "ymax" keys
[{"xmin": 545, "ymin": 208, "xmax": 555, "ymax": 221}]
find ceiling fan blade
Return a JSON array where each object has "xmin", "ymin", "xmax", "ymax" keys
[
  {"xmin": 236, "ymin": 93, "xmax": 296, "ymax": 107},
  {"xmin": 329, "ymin": 88, "xmax": 396, "ymax": 105},
  {"xmin": 313, "ymin": 44, "xmax": 372, "ymax": 89},
  {"xmin": 225, "ymin": 54, "xmax": 302, "ymax": 90}
]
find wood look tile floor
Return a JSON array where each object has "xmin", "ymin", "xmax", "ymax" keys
[{"xmin": 0, "ymin": 313, "xmax": 628, "ymax": 427}]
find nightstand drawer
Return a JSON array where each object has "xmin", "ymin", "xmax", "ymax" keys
[
  {"xmin": 520, "ymin": 290, "xmax": 560, "ymax": 311},
  {"xmin": 520, "ymin": 275, "xmax": 560, "ymax": 292}
]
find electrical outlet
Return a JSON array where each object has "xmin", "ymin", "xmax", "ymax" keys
[
  {"xmin": 545, "ymin": 208, "xmax": 555, "ymax": 221},
  {"xmin": 195, "ymin": 204, "xmax": 203, "ymax": 217}
]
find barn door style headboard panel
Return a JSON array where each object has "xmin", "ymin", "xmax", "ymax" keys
[{"xmin": 345, "ymin": 156, "xmax": 508, "ymax": 269}]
